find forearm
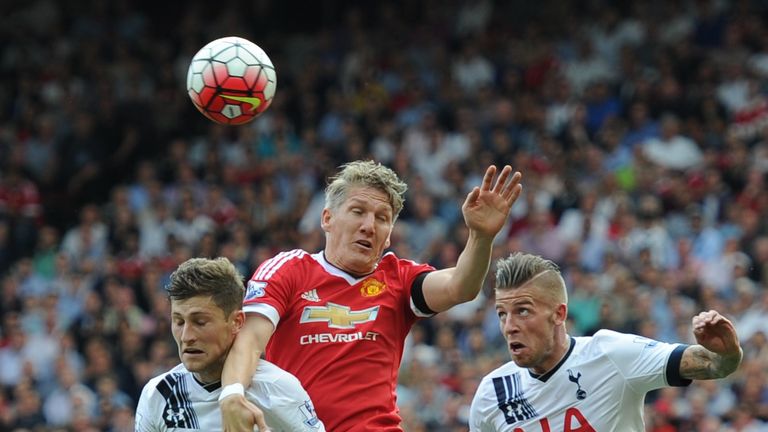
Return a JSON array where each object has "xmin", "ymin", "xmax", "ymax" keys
[
  {"xmin": 222, "ymin": 314, "xmax": 273, "ymax": 387},
  {"xmin": 222, "ymin": 332, "xmax": 261, "ymax": 387},
  {"xmin": 680, "ymin": 345, "xmax": 743, "ymax": 380},
  {"xmin": 448, "ymin": 230, "xmax": 495, "ymax": 303},
  {"xmin": 218, "ymin": 315, "xmax": 274, "ymax": 429}
]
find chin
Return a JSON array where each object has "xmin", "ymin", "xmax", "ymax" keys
[
  {"xmin": 510, "ymin": 354, "xmax": 532, "ymax": 368},
  {"xmin": 347, "ymin": 258, "xmax": 376, "ymax": 274},
  {"xmin": 182, "ymin": 359, "xmax": 206, "ymax": 373}
]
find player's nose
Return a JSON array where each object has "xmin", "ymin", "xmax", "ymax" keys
[
  {"xmin": 359, "ymin": 213, "xmax": 375, "ymax": 233},
  {"xmin": 180, "ymin": 323, "xmax": 197, "ymax": 342},
  {"xmin": 501, "ymin": 315, "xmax": 520, "ymax": 334}
]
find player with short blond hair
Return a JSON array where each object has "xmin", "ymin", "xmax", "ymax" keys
[
  {"xmin": 219, "ymin": 160, "xmax": 523, "ymax": 431},
  {"xmin": 469, "ymin": 252, "xmax": 743, "ymax": 431}
]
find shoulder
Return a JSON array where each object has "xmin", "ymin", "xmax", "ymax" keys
[
  {"xmin": 578, "ymin": 329, "xmax": 654, "ymax": 352},
  {"xmin": 252, "ymin": 249, "xmax": 312, "ymax": 280},
  {"xmin": 587, "ymin": 329, "xmax": 642, "ymax": 347},
  {"xmin": 478, "ymin": 361, "xmax": 522, "ymax": 386},
  {"xmin": 252, "ymin": 359, "xmax": 295, "ymax": 385},
  {"xmin": 472, "ymin": 362, "xmax": 520, "ymax": 415},
  {"xmin": 380, "ymin": 251, "xmax": 435, "ymax": 274},
  {"xmin": 248, "ymin": 360, "xmax": 309, "ymax": 403},
  {"xmin": 381, "ymin": 251, "xmax": 418, "ymax": 265},
  {"xmin": 582, "ymin": 329, "xmax": 675, "ymax": 364},
  {"xmin": 139, "ymin": 365, "xmax": 185, "ymax": 400}
]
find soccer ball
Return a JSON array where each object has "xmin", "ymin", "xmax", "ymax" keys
[{"xmin": 186, "ymin": 36, "xmax": 276, "ymax": 125}]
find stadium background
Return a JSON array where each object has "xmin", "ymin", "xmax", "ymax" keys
[{"xmin": 1, "ymin": 0, "xmax": 767, "ymax": 430}]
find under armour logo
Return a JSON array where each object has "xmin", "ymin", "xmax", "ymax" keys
[
  {"xmin": 492, "ymin": 374, "xmax": 538, "ymax": 424},
  {"xmin": 165, "ymin": 407, "xmax": 186, "ymax": 423},
  {"xmin": 567, "ymin": 369, "xmax": 587, "ymax": 400}
]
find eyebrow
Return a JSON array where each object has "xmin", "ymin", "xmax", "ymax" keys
[
  {"xmin": 346, "ymin": 198, "xmax": 370, "ymax": 205},
  {"xmin": 171, "ymin": 311, "xmax": 212, "ymax": 318},
  {"xmin": 347, "ymin": 197, "xmax": 391, "ymax": 211},
  {"xmin": 496, "ymin": 298, "xmax": 534, "ymax": 308}
]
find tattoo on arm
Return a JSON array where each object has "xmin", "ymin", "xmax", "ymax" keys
[{"xmin": 680, "ymin": 345, "xmax": 742, "ymax": 380}]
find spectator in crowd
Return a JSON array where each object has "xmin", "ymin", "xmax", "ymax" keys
[
  {"xmin": 0, "ymin": 165, "xmax": 42, "ymax": 259},
  {"xmin": 641, "ymin": 113, "xmax": 704, "ymax": 171},
  {"xmin": 43, "ymin": 362, "xmax": 97, "ymax": 427}
]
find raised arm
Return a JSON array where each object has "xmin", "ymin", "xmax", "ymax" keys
[
  {"xmin": 220, "ymin": 313, "xmax": 275, "ymax": 432},
  {"xmin": 680, "ymin": 310, "xmax": 743, "ymax": 380},
  {"xmin": 422, "ymin": 165, "xmax": 522, "ymax": 313}
]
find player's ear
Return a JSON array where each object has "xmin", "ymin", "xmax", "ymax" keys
[
  {"xmin": 553, "ymin": 303, "xmax": 567, "ymax": 326},
  {"xmin": 232, "ymin": 310, "xmax": 245, "ymax": 333},
  {"xmin": 320, "ymin": 208, "xmax": 332, "ymax": 232},
  {"xmin": 384, "ymin": 220, "xmax": 396, "ymax": 249}
]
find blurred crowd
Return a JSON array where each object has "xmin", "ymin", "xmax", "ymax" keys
[{"xmin": 1, "ymin": 0, "xmax": 768, "ymax": 430}]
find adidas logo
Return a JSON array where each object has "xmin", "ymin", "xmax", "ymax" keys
[{"xmin": 301, "ymin": 289, "xmax": 321, "ymax": 302}]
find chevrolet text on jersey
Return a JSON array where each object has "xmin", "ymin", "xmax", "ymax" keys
[{"xmin": 300, "ymin": 331, "xmax": 380, "ymax": 345}]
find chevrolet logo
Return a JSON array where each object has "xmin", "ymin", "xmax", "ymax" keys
[
  {"xmin": 300, "ymin": 303, "xmax": 379, "ymax": 329},
  {"xmin": 219, "ymin": 94, "xmax": 262, "ymax": 112}
]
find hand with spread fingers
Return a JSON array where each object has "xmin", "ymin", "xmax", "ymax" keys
[{"xmin": 461, "ymin": 165, "xmax": 523, "ymax": 239}]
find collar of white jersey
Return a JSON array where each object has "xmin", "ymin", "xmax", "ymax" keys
[
  {"xmin": 191, "ymin": 375, "xmax": 221, "ymax": 393},
  {"xmin": 529, "ymin": 336, "xmax": 576, "ymax": 382}
]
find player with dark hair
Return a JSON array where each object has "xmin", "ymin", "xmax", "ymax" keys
[{"xmin": 135, "ymin": 257, "xmax": 324, "ymax": 431}]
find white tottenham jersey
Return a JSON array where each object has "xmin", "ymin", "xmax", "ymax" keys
[
  {"xmin": 135, "ymin": 360, "xmax": 324, "ymax": 432},
  {"xmin": 469, "ymin": 330, "xmax": 691, "ymax": 432}
]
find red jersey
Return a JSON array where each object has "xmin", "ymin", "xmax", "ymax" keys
[{"xmin": 243, "ymin": 249, "xmax": 435, "ymax": 431}]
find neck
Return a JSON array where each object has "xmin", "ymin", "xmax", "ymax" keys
[
  {"xmin": 322, "ymin": 250, "xmax": 376, "ymax": 277},
  {"xmin": 192, "ymin": 363, "xmax": 224, "ymax": 385},
  {"xmin": 193, "ymin": 371, "xmax": 221, "ymax": 385},
  {"xmin": 532, "ymin": 332, "xmax": 571, "ymax": 376}
]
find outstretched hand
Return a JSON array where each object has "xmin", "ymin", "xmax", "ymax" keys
[
  {"xmin": 462, "ymin": 165, "xmax": 523, "ymax": 239},
  {"xmin": 692, "ymin": 310, "xmax": 741, "ymax": 356},
  {"xmin": 221, "ymin": 394, "xmax": 270, "ymax": 432}
]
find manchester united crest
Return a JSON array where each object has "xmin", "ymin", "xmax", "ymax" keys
[{"xmin": 361, "ymin": 278, "xmax": 386, "ymax": 297}]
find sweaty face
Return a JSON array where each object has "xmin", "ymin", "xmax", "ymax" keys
[
  {"xmin": 322, "ymin": 186, "xmax": 394, "ymax": 276},
  {"xmin": 495, "ymin": 284, "xmax": 566, "ymax": 375},
  {"xmin": 171, "ymin": 296, "xmax": 242, "ymax": 383}
]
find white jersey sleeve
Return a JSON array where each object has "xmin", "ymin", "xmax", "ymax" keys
[
  {"xmin": 469, "ymin": 384, "xmax": 495, "ymax": 432},
  {"xmin": 134, "ymin": 374, "xmax": 167, "ymax": 432},
  {"xmin": 592, "ymin": 329, "xmax": 691, "ymax": 393},
  {"xmin": 248, "ymin": 360, "xmax": 324, "ymax": 431}
]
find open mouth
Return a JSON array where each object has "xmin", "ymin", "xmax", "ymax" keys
[
  {"xmin": 184, "ymin": 348, "xmax": 204, "ymax": 355},
  {"xmin": 509, "ymin": 342, "xmax": 525, "ymax": 354}
]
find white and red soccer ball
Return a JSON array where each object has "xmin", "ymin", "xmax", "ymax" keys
[{"xmin": 186, "ymin": 36, "xmax": 276, "ymax": 125}]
